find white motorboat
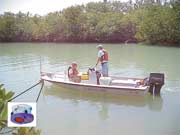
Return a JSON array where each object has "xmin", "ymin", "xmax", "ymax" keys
[{"xmin": 41, "ymin": 68, "xmax": 164, "ymax": 96}]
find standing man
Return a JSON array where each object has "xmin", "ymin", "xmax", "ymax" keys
[{"xmin": 95, "ymin": 44, "xmax": 109, "ymax": 77}]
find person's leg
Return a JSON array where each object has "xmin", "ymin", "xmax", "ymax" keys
[{"xmin": 102, "ymin": 62, "xmax": 108, "ymax": 77}]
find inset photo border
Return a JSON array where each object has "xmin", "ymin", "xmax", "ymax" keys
[{"xmin": 8, "ymin": 102, "xmax": 36, "ymax": 127}]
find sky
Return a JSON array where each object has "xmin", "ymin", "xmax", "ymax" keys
[{"xmin": 0, "ymin": 0, "xmax": 116, "ymax": 15}]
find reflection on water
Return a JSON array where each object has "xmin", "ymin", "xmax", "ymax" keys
[{"xmin": 44, "ymin": 83, "xmax": 163, "ymax": 118}]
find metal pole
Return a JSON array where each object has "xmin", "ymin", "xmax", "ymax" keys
[
  {"xmin": 153, "ymin": 85, "xmax": 155, "ymax": 99},
  {"xmin": 40, "ymin": 56, "xmax": 42, "ymax": 74},
  {"xmin": 36, "ymin": 80, "xmax": 44, "ymax": 102}
]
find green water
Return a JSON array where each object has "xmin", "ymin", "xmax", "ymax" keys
[{"xmin": 0, "ymin": 43, "xmax": 180, "ymax": 135}]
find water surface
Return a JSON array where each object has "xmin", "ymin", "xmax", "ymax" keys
[{"xmin": 0, "ymin": 43, "xmax": 180, "ymax": 135}]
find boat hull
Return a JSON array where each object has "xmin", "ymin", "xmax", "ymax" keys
[{"xmin": 42, "ymin": 78, "xmax": 149, "ymax": 96}]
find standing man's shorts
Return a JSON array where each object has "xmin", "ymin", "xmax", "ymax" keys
[{"xmin": 101, "ymin": 62, "xmax": 108, "ymax": 77}]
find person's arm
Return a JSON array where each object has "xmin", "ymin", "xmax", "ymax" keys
[
  {"xmin": 68, "ymin": 68, "xmax": 73, "ymax": 78},
  {"xmin": 96, "ymin": 57, "xmax": 100, "ymax": 66},
  {"xmin": 96, "ymin": 50, "xmax": 104, "ymax": 66}
]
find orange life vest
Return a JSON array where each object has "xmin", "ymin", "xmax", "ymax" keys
[
  {"xmin": 100, "ymin": 50, "xmax": 108, "ymax": 63},
  {"xmin": 68, "ymin": 66, "xmax": 79, "ymax": 78}
]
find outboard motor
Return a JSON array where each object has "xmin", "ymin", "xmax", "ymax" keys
[{"xmin": 148, "ymin": 73, "xmax": 165, "ymax": 95}]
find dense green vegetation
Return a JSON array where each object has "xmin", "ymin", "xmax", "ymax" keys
[
  {"xmin": 0, "ymin": 0, "xmax": 180, "ymax": 45},
  {"xmin": 0, "ymin": 84, "xmax": 41, "ymax": 135},
  {"xmin": 0, "ymin": 85, "xmax": 14, "ymax": 128}
]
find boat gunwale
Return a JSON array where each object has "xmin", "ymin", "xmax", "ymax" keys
[{"xmin": 40, "ymin": 71, "xmax": 146, "ymax": 80}]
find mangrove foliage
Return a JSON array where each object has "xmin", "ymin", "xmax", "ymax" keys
[{"xmin": 0, "ymin": 0, "xmax": 180, "ymax": 45}]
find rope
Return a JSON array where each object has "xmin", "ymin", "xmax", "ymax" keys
[
  {"xmin": 36, "ymin": 80, "xmax": 44, "ymax": 102},
  {"xmin": 8, "ymin": 80, "xmax": 43, "ymax": 102}
]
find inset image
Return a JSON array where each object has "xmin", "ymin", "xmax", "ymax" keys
[{"xmin": 8, "ymin": 102, "xmax": 36, "ymax": 127}]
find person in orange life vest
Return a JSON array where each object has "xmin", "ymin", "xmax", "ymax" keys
[
  {"xmin": 95, "ymin": 44, "xmax": 109, "ymax": 77},
  {"xmin": 68, "ymin": 62, "xmax": 81, "ymax": 83}
]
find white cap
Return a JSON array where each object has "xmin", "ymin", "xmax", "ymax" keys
[{"xmin": 96, "ymin": 44, "xmax": 103, "ymax": 49}]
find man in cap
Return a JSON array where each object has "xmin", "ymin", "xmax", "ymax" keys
[{"xmin": 95, "ymin": 44, "xmax": 109, "ymax": 77}]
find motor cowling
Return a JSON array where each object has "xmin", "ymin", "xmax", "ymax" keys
[{"xmin": 148, "ymin": 73, "xmax": 165, "ymax": 95}]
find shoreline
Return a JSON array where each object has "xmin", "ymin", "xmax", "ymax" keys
[{"xmin": 0, "ymin": 41, "xmax": 179, "ymax": 47}]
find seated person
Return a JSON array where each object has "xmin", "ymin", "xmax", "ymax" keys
[{"xmin": 67, "ymin": 62, "xmax": 81, "ymax": 83}]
